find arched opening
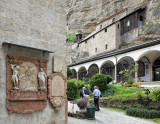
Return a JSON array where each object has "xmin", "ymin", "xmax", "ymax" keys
[
  {"xmin": 137, "ymin": 50, "xmax": 160, "ymax": 82},
  {"xmin": 78, "ymin": 67, "xmax": 87, "ymax": 80},
  {"xmin": 87, "ymin": 64, "xmax": 99, "ymax": 79},
  {"xmin": 71, "ymin": 69, "xmax": 77, "ymax": 79},
  {"xmin": 101, "ymin": 61, "xmax": 115, "ymax": 79},
  {"xmin": 153, "ymin": 56, "xmax": 160, "ymax": 81},
  {"xmin": 117, "ymin": 56, "xmax": 134, "ymax": 82},
  {"xmin": 138, "ymin": 56, "xmax": 150, "ymax": 82}
]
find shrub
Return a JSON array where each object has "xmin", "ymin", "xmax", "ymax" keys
[
  {"xmin": 150, "ymin": 87, "xmax": 160, "ymax": 102},
  {"xmin": 89, "ymin": 74, "xmax": 113, "ymax": 92},
  {"xmin": 67, "ymin": 80, "xmax": 78, "ymax": 99},
  {"xmin": 105, "ymin": 75, "xmax": 113, "ymax": 83},
  {"xmin": 132, "ymin": 83, "xmax": 140, "ymax": 88},
  {"xmin": 67, "ymin": 67, "xmax": 73, "ymax": 79},
  {"xmin": 102, "ymin": 84, "xmax": 116, "ymax": 97},
  {"xmin": 67, "ymin": 79, "xmax": 85, "ymax": 99},
  {"xmin": 83, "ymin": 78, "xmax": 90, "ymax": 84},
  {"xmin": 126, "ymin": 108, "xmax": 160, "ymax": 118},
  {"xmin": 75, "ymin": 80, "xmax": 85, "ymax": 89},
  {"xmin": 66, "ymin": 34, "xmax": 76, "ymax": 42},
  {"xmin": 127, "ymin": 80, "xmax": 134, "ymax": 84},
  {"xmin": 128, "ymin": 84, "xmax": 132, "ymax": 87}
]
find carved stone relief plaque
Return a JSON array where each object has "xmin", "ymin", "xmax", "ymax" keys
[
  {"xmin": 48, "ymin": 73, "xmax": 66, "ymax": 110},
  {"xmin": 6, "ymin": 55, "xmax": 48, "ymax": 113}
]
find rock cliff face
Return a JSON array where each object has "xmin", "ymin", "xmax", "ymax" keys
[{"xmin": 67, "ymin": 0, "xmax": 160, "ymax": 39}]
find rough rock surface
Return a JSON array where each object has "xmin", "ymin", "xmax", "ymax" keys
[{"xmin": 67, "ymin": 0, "xmax": 160, "ymax": 40}]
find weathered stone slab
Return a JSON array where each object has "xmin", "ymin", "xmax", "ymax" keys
[
  {"xmin": 53, "ymin": 56, "xmax": 62, "ymax": 72},
  {"xmin": 51, "ymin": 75, "xmax": 64, "ymax": 96},
  {"xmin": 48, "ymin": 73, "xmax": 66, "ymax": 110}
]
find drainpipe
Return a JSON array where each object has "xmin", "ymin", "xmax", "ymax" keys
[{"xmin": 114, "ymin": 56, "xmax": 117, "ymax": 83}]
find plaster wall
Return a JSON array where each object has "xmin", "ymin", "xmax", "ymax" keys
[
  {"xmin": 0, "ymin": 0, "xmax": 67, "ymax": 124},
  {"xmin": 79, "ymin": 23, "xmax": 120, "ymax": 57},
  {"xmin": 70, "ymin": 44, "xmax": 160, "ymax": 74}
]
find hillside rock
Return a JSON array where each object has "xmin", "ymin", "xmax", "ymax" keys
[{"xmin": 67, "ymin": 0, "xmax": 160, "ymax": 40}]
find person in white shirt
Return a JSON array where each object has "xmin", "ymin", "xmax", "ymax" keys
[{"xmin": 93, "ymin": 86, "xmax": 100, "ymax": 111}]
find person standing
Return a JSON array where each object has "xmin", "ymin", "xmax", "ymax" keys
[
  {"xmin": 93, "ymin": 86, "xmax": 100, "ymax": 111},
  {"xmin": 80, "ymin": 87, "xmax": 85, "ymax": 98},
  {"xmin": 84, "ymin": 86, "xmax": 90, "ymax": 106}
]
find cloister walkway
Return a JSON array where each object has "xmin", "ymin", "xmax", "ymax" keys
[{"xmin": 68, "ymin": 102, "xmax": 157, "ymax": 124}]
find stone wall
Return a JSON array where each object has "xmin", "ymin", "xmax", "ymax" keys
[
  {"xmin": 67, "ymin": 0, "xmax": 160, "ymax": 41},
  {"xmin": 0, "ymin": 0, "xmax": 67, "ymax": 124},
  {"xmin": 89, "ymin": 98, "xmax": 160, "ymax": 110},
  {"xmin": 79, "ymin": 22, "xmax": 120, "ymax": 57}
]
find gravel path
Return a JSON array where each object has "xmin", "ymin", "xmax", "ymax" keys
[{"xmin": 68, "ymin": 103, "xmax": 157, "ymax": 124}]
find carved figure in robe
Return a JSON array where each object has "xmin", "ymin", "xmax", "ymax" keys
[
  {"xmin": 11, "ymin": 64, "xmax": 19, "ymax": 90},
  {"xmin": 38, "ymin": 67, "xmax": 46, "ymax": 90}
]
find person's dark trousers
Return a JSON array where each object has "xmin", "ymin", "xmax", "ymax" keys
[{"xmin": 94, "ymin": 96, "xmax": 99, "ymax": 110}]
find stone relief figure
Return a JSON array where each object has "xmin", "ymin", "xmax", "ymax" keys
[
  {"xmin": 11, "ymin": 64, "xmax": 19, "ymax": 90},
  {"xmin": 38, "ymin": 67, "xmax": 46, "ymax": 90}
]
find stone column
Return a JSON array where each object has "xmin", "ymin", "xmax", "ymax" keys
[
  {"xmin": 135, "ymin": 61, "xmax": 139, "ymax": 83},
  {"xmin": 150, "ymin": 63, "xmax": 153, "ymax": 81},
  {"xmin": 115, "ymin": 64, "xmax": 117, "ymax": 82},
  {"xmin": 99, "ymin": 67, "xmax": 101, "ymax": 74}
]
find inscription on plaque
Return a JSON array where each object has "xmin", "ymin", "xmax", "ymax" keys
[
  {"xmin": 48, "ymin": 73, "xmax": 66, "ymax": 110},
  {"xmin": 52, "ymin": 75, "xmax": 64, "ymax": 96},
  {"xmin": 53, "ymin": 57, "xmax": 62, "ymax": 72}
]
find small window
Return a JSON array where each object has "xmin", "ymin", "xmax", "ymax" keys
[
  {"xmin": 85, "ymin": 40, "xmax": 87, "ymax": 43},
  {"xmin": 105, "ymin": 44, "xmax": 108, "ymax": 49},
  {"xmin": 140, "ymin": 15, "xmax": 143, "ymax": 21},
  {"xmin": 93, "ymin": 35, "xmax": 95, "ymax": 38},
  {"xmin": 127, "ymin": 21, "xmax": 130, "ymax": 27},
  {"xmin": 112, "ymin": 18, "xmax": 115, "ymax": 23},
  {"xmin": 95, "ymin": 48, "xmax": 97, "ymax": 52},
  {"xmin": 100, "ymin": 25, "xmax": 102, "ymax": 29},
  {"xmin": 117, "ymin": 24, "xmax": 119, "ymax": 29},
  {"xmin": 79, "ymin": 35, "xmax": 82, "ymax": 39},
  {"xmin": 105, "ymin": 28, "xmax": 107, "ymax": 32}
]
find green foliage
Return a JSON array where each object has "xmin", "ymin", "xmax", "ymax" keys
[
  {"xmin": 67, "ymin": 67, "xmax": 73, "ymax": 79},
  {"xmin": 76, "ymin": 80, "xmax": 85, "ymax": 89},
  {"xmin": 89, "ymin": 74, "xmax": 113, "ymax": 92},
  {"xmin": 67, "ymin": 80, "xmax": 78, "ymax": 99},
  {"xmin": 107, "ymin": 85, "xmax": 144, "ymax": 101},
  {"xmin": 67, "ymin": 79, "xmax": 85, "ymax": 99},
  {"xmin": 127, "ymin": 80, "xmax": 134, "ymax": 84},
  {"xmin": 83, "ymin": 78, "xmax": 90, "ymax": 84},
  {"xmin": 132, "ymin": 83, "xmax": 140, "ymax": 88},
  {"xmin": 126, "ymin": 108, "xmax": 160, "ymax": 118},
  {"xmin": 66, "ymin": 34, "xmax": 76, "ymax": 42},
  {"xmin": 105, "ymin": 75, "xmax": 113, "ymax": 83},
  {"xmin": 150, "ymin": 87, "xmax": 160, "ymax": 102},
  {"xmin": 102, "ymin": 84, "xmax": 116, "ymax": 97},
  {"xmin": 128, "ymin": 84, "xmax": 132, "ymax": 87},
  {"xmin": 119, "ymin": 65, "xmax": 138, "ymax": 82}
]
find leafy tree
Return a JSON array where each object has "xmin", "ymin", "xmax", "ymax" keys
[{"xmin": 119, "ymin": 65, "xmax": 138, "ymax": 82}]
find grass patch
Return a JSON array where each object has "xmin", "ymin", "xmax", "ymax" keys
[{"xmin": 103, "ymin": 84, "xmax": 146, "ymax": 101}]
